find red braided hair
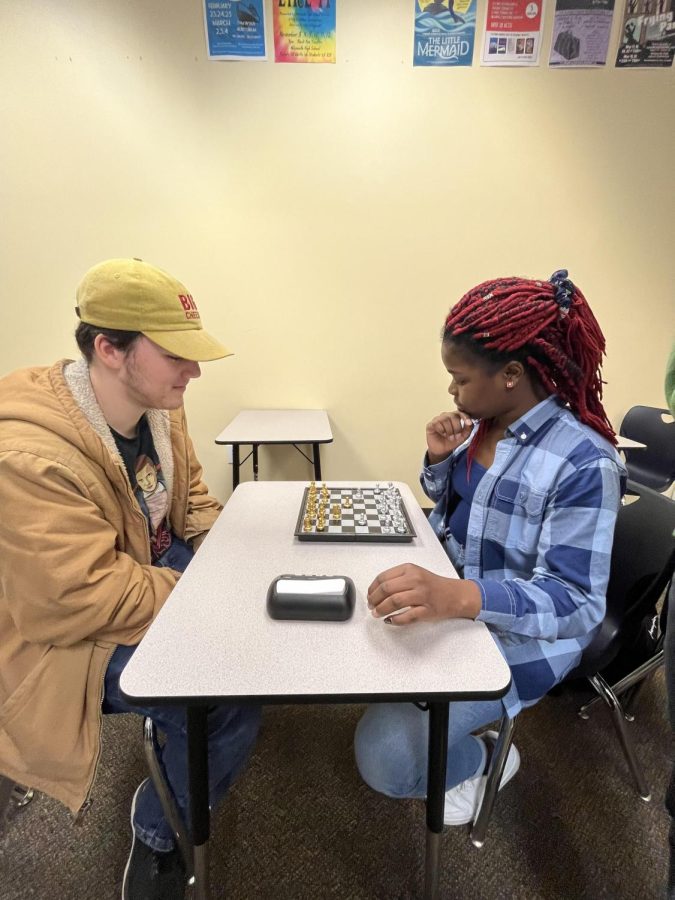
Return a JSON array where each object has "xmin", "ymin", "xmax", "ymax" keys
[{"xmin": 443, "ymin": 273, "xmax": 616, "ymax": 451}]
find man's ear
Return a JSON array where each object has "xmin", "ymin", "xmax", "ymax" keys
[{"xmin": 92, "ymin": 334, "xmax": 126, "ymax": 371}]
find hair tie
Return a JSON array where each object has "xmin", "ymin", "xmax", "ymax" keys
[{"xmin": 548, "ymin": 269, "xmax": 574, "ymax": 316}]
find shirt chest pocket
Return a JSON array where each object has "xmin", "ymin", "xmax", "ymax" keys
[{"xmin": 484, "ymin": 479, "xmax": 548, "ymax": 554}]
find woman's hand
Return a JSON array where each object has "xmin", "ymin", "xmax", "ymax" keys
[
  {"xmin": 426, "ymin": 412, "xmax": 473, "ymax": 464},
  {"xmin": 367, "ymin": 563, "xmax": 481, "ymax": 626}
]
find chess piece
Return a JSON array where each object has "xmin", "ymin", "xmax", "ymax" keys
[
  {"xmin": 342, "ymin": 495, "xmax": 352, "ymax": 508},
  {"xmin": 303, "ymin": 516, "xmax": 312, "ymax": 532},
  {"xmin": 316, "ymin": 517, "xmax": 327, "ymax": 532}
]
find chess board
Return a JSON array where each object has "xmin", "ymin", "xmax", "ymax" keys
[{"xmin": 294, "ymin": 484, "xmax": 416, "ymax": 543}]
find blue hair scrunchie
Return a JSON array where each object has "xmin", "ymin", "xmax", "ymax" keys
[{"xmin": 548, "ymin": 269, "xmax": 574, "ymax": 316}]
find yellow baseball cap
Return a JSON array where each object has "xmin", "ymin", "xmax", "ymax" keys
[{"xmin": 75, "ymin": 258, "xmax": 232, "ymax": 362}]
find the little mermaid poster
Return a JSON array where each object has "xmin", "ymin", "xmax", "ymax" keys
[{"xmin": 414, "ymin": 0, "xmax": 477, "ymax": 66}]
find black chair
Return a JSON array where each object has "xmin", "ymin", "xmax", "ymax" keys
[
  {"xmin": 143, "ymin": 718, "xmax": 194, "ymax": 878},
  {"xmin": 470, "ymin": 480, "xmax": 675, "ymax": 847},
  {"xmin": 620, "ymin": 405, "xmax": 675, "ymax": 493},
  {"xmin": 0, "ymin": 776, "xmax": 33, "ymax": 837}
]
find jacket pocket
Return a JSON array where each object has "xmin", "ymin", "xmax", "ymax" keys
[
  {"xmin": 0, "ymin": 648, "xmax": 51, "ymax": 730},
  {"xmin": 0, "ymin": 642, "xmax": 97, "ymax": 780}
]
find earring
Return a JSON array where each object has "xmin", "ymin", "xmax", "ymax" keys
[{"xmin": 506, "ymin": 381, "xmax": 514, "ymax": 389}]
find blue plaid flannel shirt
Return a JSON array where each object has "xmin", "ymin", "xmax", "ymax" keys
[{"xmin": 422, "ymin": 396, "xmax": 626, "ymax": 717}]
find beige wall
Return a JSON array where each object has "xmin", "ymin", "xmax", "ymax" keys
[{"xmin": 1, "ymin": 0, "xmax": 674, "ymax": 505}]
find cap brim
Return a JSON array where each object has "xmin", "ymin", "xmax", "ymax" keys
[{"xmin": 143, "ymin": 329, "xmax": 233, "ymax": 362}]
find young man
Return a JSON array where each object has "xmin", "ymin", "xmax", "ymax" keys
[{"xmin": 0, "ymin": 259, "xmax": 261, "ymax": 900}]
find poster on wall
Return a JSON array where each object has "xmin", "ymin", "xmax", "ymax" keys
[
  {"xmin": 549, "ymin": 0, "xmax": 615, "ymax": 65},
  {"xmin": 273, "ymin": 0, "xmax": 336, "ymax": 63},
  {"xmin": 203, "ymin": 0, "xmax": 267, "ymax": 60},
  {"xmin": 413, "ymin": 0, "xmax": 477, "ymax": 66},
  {"xmin": 481, "ymin": 0, "xmax": 544, "ymax": 65},
  {"xmin": 615, "ymin": 0, "xmax": 675, "ymax": 66}
]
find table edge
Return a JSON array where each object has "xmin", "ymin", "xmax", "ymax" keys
[
  {"xmin": 215, "ymin": 437, "xmax": 334, "ymax": 446},
  {"xmin": 120, "ymin": 681, "xmax": 512, "ymax": 708}
]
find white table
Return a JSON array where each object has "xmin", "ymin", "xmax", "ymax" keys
[
  {"xmin": 616, "ymin": 436, "xmax": 647, "ymax": 450},
  {"xmin": 120, "ymin": 481, "xmax": 511, "ymax": 900},
  {"xmin": 215, "ymin": 409, "xmax": 333, "ymax": 490}
]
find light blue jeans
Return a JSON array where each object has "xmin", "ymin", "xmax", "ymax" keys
[{"xmin": 354, "ymin": 699, "xmax": 506, "ymax": 798}]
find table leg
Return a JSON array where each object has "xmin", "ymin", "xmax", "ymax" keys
[
  {"xmin": 253, "ymin": 444, "xmax": 259, "ymax": 481},
  {"xmin": 187, "ymin": 706, "xmax": 211, "ymax": 900},
  {"xmin": 313, "ymin": 443, "xmax": 322, "ymax": 481},
  {"xmin": 424, "ymin": 701, "xmax": 449, "ymax": 900},
  {"xmin": 232, "ymin": 445, "xmax": 240, "ymax": 491}
]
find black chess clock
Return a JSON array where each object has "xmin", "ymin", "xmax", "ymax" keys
[{"xmin": 266, "ymin": 575, "xmax": 356, "ymax": 621}]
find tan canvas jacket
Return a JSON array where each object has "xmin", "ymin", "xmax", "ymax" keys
[{"xmin": 0, "ymin": 359, "xmax": 222, "ymax": 816}]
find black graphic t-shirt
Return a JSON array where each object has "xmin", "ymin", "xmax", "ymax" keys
[{"xmin": 111, "ymin": 416, "xmax": 173, "ymax": 562}]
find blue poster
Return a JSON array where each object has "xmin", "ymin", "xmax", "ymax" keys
[
  {"xmin": 203, "ymin": 0, "xmax": 267, "ymax": 60},
  {"xmin": 413, "ymin": 0, "xmax": 477, "ymax": 66}
]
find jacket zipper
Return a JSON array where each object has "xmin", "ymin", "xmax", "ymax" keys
[
  {"xmin": 74, "ymin": 643, "xmax": 115, "ymax": 824},
  {"xmin": 75, "ymin": 436, "xmax": 190, "ymax": 821},
  {"xmin": 75, "ymin": 462, "xmax": 149, "ymax": 822}
]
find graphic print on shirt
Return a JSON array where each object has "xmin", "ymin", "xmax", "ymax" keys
[{"xmin": 134, "ymin": 454, "xmax": 172, "ymax": 559}]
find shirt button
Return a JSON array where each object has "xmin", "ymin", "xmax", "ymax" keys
[{"xmin": 520, "ymin": 433, "xmax": 527, "ymax": 440}]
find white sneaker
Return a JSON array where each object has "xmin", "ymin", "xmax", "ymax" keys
[{"xmin": 443, "ymin": 732, "xmax": 520, "ymax": 826}]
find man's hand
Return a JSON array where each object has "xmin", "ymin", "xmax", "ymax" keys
[
  {"xmin": 367, "ymin": 563, "xmax": 481, "ymax": 626},
  {"xmin": 426, "ymin": 412, "xmax": 473, "ymax": 464}
]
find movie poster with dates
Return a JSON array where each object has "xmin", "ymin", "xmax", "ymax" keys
[
  {"xmin": 615, "ymin": 0, "xmax": 675, "ymax": 66},
  {"xmin": 203, "ymin": 0, "xmax": 267, "ymax": 60},
  {"xmin": 413, "ymin": 0, "xmax": 478, "ymax": 66},
  {"xmin": 481, "ymin": 0, "xmax": 544, "ymax": 64},
  {"xmin": 549, "ymin": 0, "xmax": 615, "ymax": 65},
  {"xmin": 273, "ymin": 0, "xmax": 337, "ymax": 63}
]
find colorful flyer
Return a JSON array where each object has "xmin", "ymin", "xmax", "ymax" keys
[
  {"xmin": 550, "ymin": 0, "xmax": 615, "ymax": 65},
  {"xmin": 413, "ymin": 0, "xmax": 477, "ymax": 66},
  {"xmin": 481, "ymin": 0, "xmax": 544, "ymax": 65},
  {"xmin": 203, "ymin": 0, "xmax": 267, "ymax": 60},
  {"xmin": 615, "ymin": 0, "xmax": 675, "ymax": 66},
  {"xmin": 273, "ymin": 0, "xmax": 336, "ymax": 63}
]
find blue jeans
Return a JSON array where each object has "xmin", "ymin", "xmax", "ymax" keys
[
  {"xmin": 103, "ymin": 646, "xmax": 261, "ymax": 852},
  {"xmin": 102, "ymin": 536, "xmax": 262, "ymax": 852},
  {"xmin": 354, "ymin": 699, "xmax": 507, "ymax": 798}
]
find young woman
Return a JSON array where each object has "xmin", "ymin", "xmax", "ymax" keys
[{"xmin": 355, "ymin": 270, "xmax": 626, "ymax": 825}]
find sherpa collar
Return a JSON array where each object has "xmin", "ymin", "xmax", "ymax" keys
[{"xmin": 62, "ymin": 358, "xmax": 175, "ymax": 502}]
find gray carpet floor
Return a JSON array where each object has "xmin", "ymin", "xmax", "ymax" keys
[{"xmin": 0, "ymin": 673, "xmax": 671, "ymax": 900}]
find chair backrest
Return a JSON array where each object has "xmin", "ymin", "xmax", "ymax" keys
[
  {"xmin": 619, "ymin": 405, "xmax": 675, "ymax": 492},
  {"xmin": 574, "ymin": 480, "xmax": 675, "ymax": 673}
]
